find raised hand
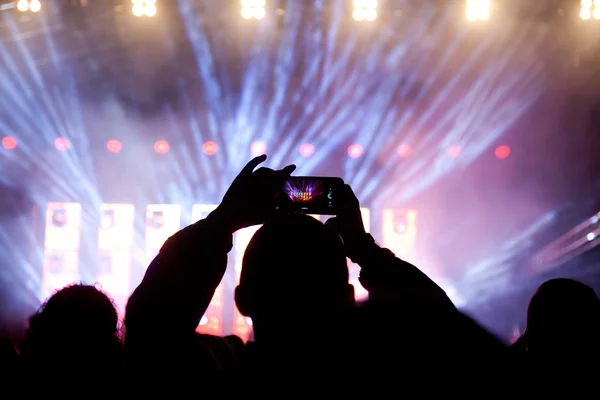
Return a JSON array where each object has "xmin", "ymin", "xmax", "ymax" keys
[
  {"xmin": 212, "ymin": 155, "xmax": 296, "ymax": 233},
  {"xmin": 325, "ymin": 184, "xmax": 367, "ymax": 244}
]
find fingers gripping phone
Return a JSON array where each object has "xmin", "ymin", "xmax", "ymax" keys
[{"xmin": 275, "ymin": 176, "xmax": 344, "ymax": 215}]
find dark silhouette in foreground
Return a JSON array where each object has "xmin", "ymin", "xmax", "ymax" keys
[{"xmin": 19, "ymin": 284, "xmax": 122, "ymax": 373}]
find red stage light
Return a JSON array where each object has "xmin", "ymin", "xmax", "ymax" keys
[
  {"xmin": 250, "ymin": 141, "xmax": 266, "ymax": 156},
  {"xmin": 495, "ymin": 145, "xmax": 511, "ymax": 160},
  {"xmin": 299, "ymin": 143, "xmax": 315, "ymax": 157},
  {"xmin": 446, "ymin": 145, "xmax": 461, "ymax": 159},
  {"xmin": 154, "ymin": 140, "xmax": 170, "ymax": 154},
  {"xmin": 1, "ymin": 136, "xmax": 16, "ymax": 150},
  {"xmin": 397, "ymin": 144, "xmax": 412, "ymax": 158},
  {"xmin": 347, "ymin": 144, "xmax": 364, "ymax": 158},
  {"xmin": 202, "ymin": 141, "xmax": 218, "ymax": 156},
  {"xmin": 106, "ymin": 139, "xmax": 122, "ymax": 153},
  {"xmin": 54, "ymin": 137, "xmax": 70, "ymax": 151}
]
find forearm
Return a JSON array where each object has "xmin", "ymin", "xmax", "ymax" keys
[
  {"xmin": 125, "ymin": 215, "xmax": 233, "ymax": 335},
  {"xmin": 349, "ymin": 234, "xmax": 453, "ymax": 308}
]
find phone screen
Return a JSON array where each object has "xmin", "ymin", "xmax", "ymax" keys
[{"xmin": 275, "ymin": 176, "xmax": 343, "ymax": 215}]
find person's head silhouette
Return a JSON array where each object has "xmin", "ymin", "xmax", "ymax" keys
[
  {"xmin": 235, "ymin": 214, "xmax": 354, "ymax": 344},
  {"xmin": 525, "ymin": 278, "xmax": 600, "ymax": 361},
  {"xmin": 20, "ymin": 284, "xmax": 121, "ymax": 370}
]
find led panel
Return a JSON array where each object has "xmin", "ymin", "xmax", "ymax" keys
[{"xmin": 42, "ymin": 202, "xmax": 82, "ymax": 299}]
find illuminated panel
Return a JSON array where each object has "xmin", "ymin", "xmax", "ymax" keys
[
  {"xmin": 382, "ymin": 209, "xmax": 417, "ymax": 264},
  {"xmin": 232, "ymin": 214, "xmax": 321, "ymax": 341},
  {"xmin": 42, "ymin": 202, "xmax": 82, "ymax": 300},
  {"xmin": 191, "ymin": 204, "xmax": 224, "ymax": 336},
  {"xmin": 349, "ymin": 208, "xmax": 370, "ymax": 301},
  {"xmin": 232, "ymin": 225, "xmax": 261, "ymax": 342},
  {"xmin": 97, "ymin": 204, "xmax": 135, "ymax": 319},
  {"xmin": 144, "ymin": 204, "xmax": 181, "ymax": 268}
]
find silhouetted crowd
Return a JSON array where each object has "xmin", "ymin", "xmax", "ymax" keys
[{"xmin": 2, "ymin": 155, "xmax": 600, "ymax": 390}]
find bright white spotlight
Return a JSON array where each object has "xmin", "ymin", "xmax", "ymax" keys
[
  {"xmin": 29, "ymin": 0, "xmax": 41, "ymax": 12},
  {"xmin": 132, "ymin": 4, "xmax": 144, "ymax": 16},
  {"xmin": 253, "ymin": 7, "xmax": 266, "ymax": 19},
  {"xmin": 353, "ymin": 0, "xmax": 376, "ymax": 22},
  {"xmin": 352, "ymin": 9, "xmax": 365, "ymax": 21},
  {"xmin": 580, "ymin": 0, "xmax": 599, "ymax": 20},
  {"xmin": 241, "ymin": 0, "xmax": 266, "ymax": 20},
  {"xmin": 365, "ymin": 8, "xmax": 377, "ymax": 21},
  {"xmin": 144, "ymin": 4, "xmax": 157, "ymax": 17},
  {"xmin": 17, "ymin": 0, "xmax": 29, "ymax": 12},
  {"xmin": 132, "ymin": 0, "xmax": 156, "ymax": 17},
  {"xmin": 466, "ymin": 0, "xmax": 490, "ymax": 21},
  {"xmin": 241, "ymin": 7, "xmax": 253, "ymax": 19}
]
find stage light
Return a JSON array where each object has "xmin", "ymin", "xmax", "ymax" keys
[
  {"xmin": 132, "ymin": 0, "xmax": 156, "ymax": 17},
  {"xmin": 446, "ymin": 145, "xmax": 461, "ymax": 158},
  {"xmin": 347, "ymin": 144, "xmax": 364, "ymax": 158},
  {"xmin": 397, "ymin": 144, "xmax": 412, "ymax": 158},
  {"xmin": 353, "ymin": 0, "xmax": 377, "ymax": 21},
  {"xmin": 106, "ymin": 139, "xmax": 122, "ymax": 153},
  {"xmin": 241, "ymin": 0, "xmax": 266, "ymax": 20},
  {"xmin": 202, "ymin": 140, "xmax": 218, "ymax": 156},
  {"xmin": 154, "ymin": 140, "xmax": 169, "ymax": 154},
  {"xmin": 299, "ymin": 143, "xmax": 315, "ymax": 157},
  {"xmin": 250, "ymin": 141, "xmax": 266, "ymax": 156},
  {"xmin": 588, "ymin": 232, "xmax": 596, "ymax": 241},
  {"xmin": 579, "ymin": 0, "xmax": 600, "ymax": 20},
  {"xmin": 2, "ymin": 136, "xmax": 17, "ymax": 150},
  {"xmin": 29, "ymin": 0, "xmax": 40, "ymax": 12},
  {"xmin": 54, "ymin": 137, "xmax": 70, "ymax": 152},
  {"xmin": 495, "ymin": 145, "xmax": 511, "ymax": 159},
  {"xmin": 16, "ymin": 0, "xmax": 40, "ymax": 12},
  {"xmin": 466, "ymin": 0, "xmax": 490, "ymax": 21}
]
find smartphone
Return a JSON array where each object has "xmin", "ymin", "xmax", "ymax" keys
[{"xmin": 275, "ymin": 176, "xmax": 344, "ymax": 215}]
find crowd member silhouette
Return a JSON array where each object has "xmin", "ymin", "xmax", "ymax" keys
[
  {"xmin": 124, "ymin": 155, "xmax": 506, "ymax": 384},
  {"xmin": 510, "ymin": 278, "xmax": 600, "ymax": 382},
  {"xmin": 18, "ymin": 284, "xmax": 122, "ymax": 375},
  {"xmin": 1, "ymin": 154, "xmax": 598, "ymax": 388}
]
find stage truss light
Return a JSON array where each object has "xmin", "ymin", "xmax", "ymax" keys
[
  {"xmin": 466, "ymin": 0, "xmax": 490, "ymax": 21},
  {"xmin": 352, "ymin": 0, "xmax": 377, "ymax": 22},
  {"xmin": 580, "ymin": 0, "xmax": 600, "ymax": 20},
  {"xmin": 241, "ymin": 0, "xmax": 266, "ymax": 20},
  {"xmin": 16, "ymin": 0, "xmax": 41, "ymax": 13},
  {"xmin": 132, "ymin": 0, "xmax": 156, "ymax": 17}
]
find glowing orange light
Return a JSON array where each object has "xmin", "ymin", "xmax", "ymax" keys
[
  {"xmin": 347, "ymin": 144, "xmax": 364, "ymax": 158},
  {"xmin": 446, "ymin": 145, "xmax": 461, "ymax": 159},
  {"xmin": 397, "ymin": 144, "xmax": 412, "ymax": 158},
  {"xmin": 2, "ymin": 136, "xmax": 17, "ymax": 150},
  {"xmin": 154, "ymin": 140, "xmax": 170, "ymax": 154},
  {"xmin": 495, "ymin": 145, "xmax": 511, "ymax": 160},
  {"xmin": 299, "ymin": 143, "xmax": 315, "ymax": 158},
  {"xmin": 202, "ymin": 141, "xmax": 218, "ymax": 156},
  {"xmin": 106, "ymin": 139, "xmax": 122, "ymax": 153},
  {"xmin": 55, "ymin": 137, "xmax": 70, "ymax": 151}
]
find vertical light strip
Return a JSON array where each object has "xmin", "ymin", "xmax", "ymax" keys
[
  {"xmin": 42, "ymin": 202, "xmax": 82, "ymax": 300},
  {"xmin": 97, "ymin": 204, "xmax": 135, "ymax": 320},
  {"xmin": 143, "ymin": 204, "xmax": 181, "ymax": 268}
]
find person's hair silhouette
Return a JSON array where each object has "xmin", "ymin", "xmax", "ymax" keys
[
  {"xmin": 19, "ymin": 284, "xmax": 121, "ymax": 370},
  {"xmin": 235, "ymin": 214, "xmax": 355, "ymax": 349},
  {"xmin": 525, "ymin": 278, "xmax": 600, "ymax": 361}
]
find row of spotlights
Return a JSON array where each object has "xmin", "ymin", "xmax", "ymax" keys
[
  {"xmin": 580, "ymin": 0, "xmax": 600, "ymax": 20},
  {"xmin": 16, "ymin": 0, "xmax": 41, "ymax": 12},
  {"xmin": 132, "ymin": 0, "xmax": 156, "ymax": 17},
  {"xmin": 1, "ymin": 136, "xmax": 512, "ymax": 160}
]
